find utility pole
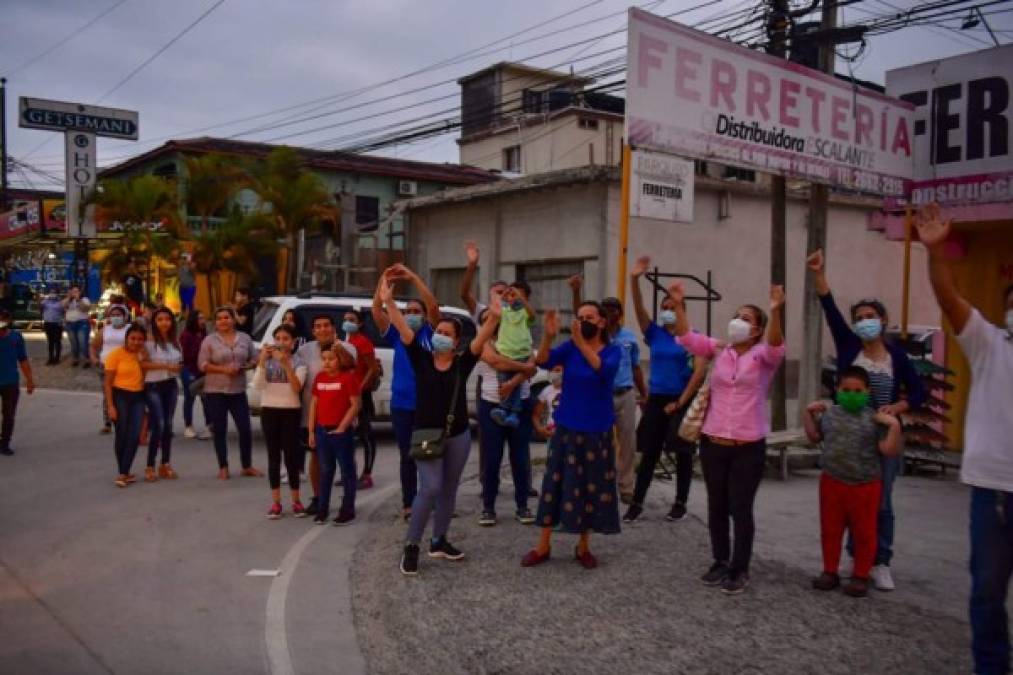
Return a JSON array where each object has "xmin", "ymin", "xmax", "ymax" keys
[
  {"xmin": 766, "ymin": 0, "xmax": 789, "ymax": 432},
  {"xmin": 1, "ymin": 78, "xmax": 8, "ymax": 211},
  {"xmin": 798, "ymin": 1, "xmax": 837, "ymax": 414}
]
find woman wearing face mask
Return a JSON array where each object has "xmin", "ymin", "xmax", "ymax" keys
[
  {"xmin": 341, "ymin": 310, "xmax": 379, "ymax": 489},
  {"xmin": 381, "ymin": 273, "xmax": 500, "ymax": 577},
  {"xmin": 669, "ymin": 282, "xmax": 785, "ymax": 595},
  {"xmin": 624, "ymin": 256, "xmax": 708, "ymax": 524},
  {"xmin": 180, "ymin": 311, "xmax": 211, "ymax": 440},
  {"xmin": 140, "ymin": 308, "xmax": 183, "ymax": 482},
  {"xmin": 807, "ymin": 249, "xmax": 927, "ymax": 592},
  {"xmin": 63, "ymin": 285, "xmax": 92, "ymax": 367},
  {"xmin": 90, "ymin": 305, "xmax": 130, "ymax": 434},
  {"xmin": 521, "ymin": 302, "xmax": 622, "ymax": 571},
  {"xmin": 104, "ymin": 324, "xmax": 149, "ymax": 488}
]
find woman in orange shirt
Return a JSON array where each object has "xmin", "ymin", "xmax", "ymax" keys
[{"xmin": 104, "ymin": 324, "xmax": 148, "ymax": 488}]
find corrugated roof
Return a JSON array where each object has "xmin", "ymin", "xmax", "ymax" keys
[{"xmin": 99, "ymin": 137, "xmax": 500, "ymax": 185}]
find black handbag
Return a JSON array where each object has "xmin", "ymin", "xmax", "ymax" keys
[{"xmin": 409, "ymin": 359, "xmax": 462, "ymax": 461}]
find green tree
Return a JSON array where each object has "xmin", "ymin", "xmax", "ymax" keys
[
  {"xmin": 246, "ymin": 147, "xmax": 339, "ymax": 291},
  {"xmin": 182, "ymin": 153, "xmax": 248, "ymax": 235},
  {"xmin": 189, "ymin": 209, "xmax": 279, "ymax": 309}
]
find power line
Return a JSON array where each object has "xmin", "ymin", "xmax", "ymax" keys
[{"xmin": 1, "ymin": 0, "xmax": 132, "ymax": 78}]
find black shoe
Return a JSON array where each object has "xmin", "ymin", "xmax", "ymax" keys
[
  {"xmin": 721, "ymin": 571, "xmax": 750, "ymax": 595},
  {"xmin": 812, "ymin": 572, "xmax": 841, "ymax": 591},
  {"xmin": 515, "ymin": 508, "xmax": 535, "ymax": 525},
  {"xmin": 400, "ymin": 544, "xmax": 420, "ymax": 576},
  {"xmin": 528, "ymin": 487, "xmax": 538, "ymax": 498},
  {"xmin": 313, "ymin": 510, "xmax": 328, "ymax": 525},
  {"xmin": 701, "ymin": 561, "xmax": 730, "ymax": 586},
  {"xmin": 478, "ymin": 511, "xmax": 497, "ymax": 527},
  {"xmin": 305, "ymin": 497, "xmax": 319, "ymax": 516},
  {"xmin": 333, "ymin": 510, "xmax": 356, "ymax": 526},
  {"xmin": 665, "ymin": 502, "xmax": 687, "ymax": 521},
  {"xmin": 428, "ymin": 536, "xmax": 465, "ymax": 561},
  {"xmin": 622, "ymin": 504, "xmax": 643, "ymax": 522},
  {"xmin": 0, "ymin": 447, "xmax": 13, "ymax": 456}
]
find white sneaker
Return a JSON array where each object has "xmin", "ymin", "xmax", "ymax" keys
[
  {"xmin": 871, "ymin": 564, "xmax": 895, "ymax": 591},
  {"xmin": 183, "ymin": 426, "xmax": 197, "ymax": 439},
  {"xmin": 197, "ymin": 429, "xmax": 212, "ymax": 440}
]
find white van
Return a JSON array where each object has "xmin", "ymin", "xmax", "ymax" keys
[{"xmin": 246, "ymin": 292, "xmax": 479, "ymax": 418}]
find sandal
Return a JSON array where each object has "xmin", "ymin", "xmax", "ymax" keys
[
  {"xmin": 144, "ymin": 467, "xmax": 158, "ymax": 483},
  {"xmin": 240, "ymin": 467, "xmax": 264, "ymax": 478},
  {"xmin": 217, "ymin": 468, "xmax": 230, "ymax": 480},
  {"xmin": 158, "ymin": 464, "xmax": 178, "ymax": 480},
  {"xmin": 115, "ymin": 475, "xmax": 129, "ymax": 488},
  {"xmin": 124, "ymin": 474, "xmax": 137, "ymax": 484}
]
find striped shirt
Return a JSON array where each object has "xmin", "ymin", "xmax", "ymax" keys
[{"xmin": 852, "ymin": 353, "xmax": 894, "ymax": 409}]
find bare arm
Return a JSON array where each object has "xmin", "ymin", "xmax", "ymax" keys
[
  {"xmin": 567, "ymin": 275, "xmax": 583, "ymax": 315},
  {"xmin": 676, "ymin": 356, "xmax": 707, "ymax": 408},
  {"xmin": 90, "ymin": 329, "xmax": 103, "ymax": 363},
  {"xmin": 570, "ymin": 319, "xmax": 601, "ymax": 372},
  {"xmin": 371, "ymin": 273, "xmax": 390, "ymax": 335},
  {"xmin": 535, "ymin": 310, "xmax": 559, "ymax": 366},
  {"xmin": 336, "ymin": 396, "xmax": 361, "ymax": 434},
  {"xmin": 394, "ymin": 264, "xmax": 441, "ymax": 326},
  {"xmin": 667, "ymin": 282, "xmax": 691, "ymax": 337},
  {"xmin": 481, "ymin": 343, "xmax": 536, "ymax": 374},
  {"xmin": 874, "ymin": 411, "xmax": 903, "ymax": 456},
  {"xmin": 806, "ymin": 249, "xmax": 831, "ymax": 296},
  {"xmin": 460, "ymin": 241, "xmax": 479, "ymax": 315},
  {"xmin": 380, "ymin": 280, "xmax": 414, "ymax": 346},
  {"xmin": 469, "ymin": 300, "xmax": 501, "ymax": 356},
  {"xmin": 307, "ymin": 396, "xmax": 318, "ymax": 447},
  {"xmin": 362, "ymin": 355, "xmax": 379, "ymax": 390},
  {"xmin": 802, "ymin": 401, "xmax": 825, "ymax": 444},
  {"xmin": 103, "ymin": 368, "xmax": 118, "ymax": 421},
  {"xmin": 532, "ymin": 399, "xmax": 550, "ymax": 439},
  {"xmin": 766, "ymin": 285, "xmax": 785, "ymax": 347},
  {"xmin": 630, "ymin": 256, "xmax": 652, "ymax": 333},
  {"xmin": 633, "ymin": 366, "xmax": 647, "ymax": 402},
  {"xmin": 914, "ymin": 206, "xmax": 972, "ymax": 333},
  {"xmin": 18, "ymin": 359, "xmax": 34, "ymax": 394}
]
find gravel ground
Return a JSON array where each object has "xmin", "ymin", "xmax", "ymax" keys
[
  {"xmin": 23, "ymin": 331, "xmax": 100, "ymax": 392},
  {"xmin": 351, "ymin": 463, "xmax": 971, "ymax": 675}
]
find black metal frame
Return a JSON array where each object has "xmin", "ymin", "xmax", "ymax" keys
[{"xmin": 644, "ymin": 267, "xmax": 722, "ymax": 337}]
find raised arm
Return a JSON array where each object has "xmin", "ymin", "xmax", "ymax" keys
[
  {"xmin": 916, "ymin": 203, "xmax": 972, "ymax": 334},
  {"xmin": 802, "ymin": 401, "xmax": 826, "ymax": 444},
  {"xmin": 371, "ymin": 271, "xmax": 390, "ymax": 335},
  {"xmin": 569, "ymin": 319, "xmax": 602, "ymax": 372},
  {"xmin": 380, "ymin": 278, "xmax": 414, "ymax": 346},
  {"xmin": 807, "ymin": 249, "xmax": 858, "ymax": 354},
  {"xmin": 535, "ymin": 310, "xmax": 559, "ymax": 366},
  {"xmin": 460, "ymin": 241, "xmax": 480, "ymax": 315},
  {"xmin": 767, "ymin": 285, "xmax": 785, "ymax": 347},
  {"xmin": 469, "ymin": 295, "xmax": 501, "ymax": 356},
  {"xmin": 567, "ymin": 275, "xmax": 583, "ymax": 315},
  {"xmin": 874, "ymin": 410, "xmax": 903, "ymax": 456},
  {"xmin": 392, "ymin": 263, "xmax": 441, "ymax": 326},
  {"xmin": 806, "ymin": 249, "xmax": 831, "ymax": 296},
  {"xmin": 630, "ymin": 256, "xmax": 652, "ymax": 334},
  {"xmin": 667, "ymin": 282, "xmax": 691, "ymax": 338}
]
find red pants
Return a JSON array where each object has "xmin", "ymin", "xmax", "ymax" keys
[{"xmin": 819, "ymin": 473, "xmax": 882, "ymax": 579}]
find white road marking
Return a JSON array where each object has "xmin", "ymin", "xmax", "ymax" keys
[
  {"xmin": 247, "ymin": 569, "xmax": 281, "ymax": 577},
  {"xmin": 264, "ymin": 484, "xmax": 398, "ymax": 675}
]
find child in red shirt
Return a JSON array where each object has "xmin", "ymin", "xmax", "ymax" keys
[{"xmin": 308, "ymin": 342, "xmax": 361, "ymax": 525}]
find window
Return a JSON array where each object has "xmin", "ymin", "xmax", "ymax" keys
[
  {"xmin": 431, "ymin": 268, "xmax": 468, "ymax": 311},
  {"xmin": 517, "ymin": 260, "xmax": 586, "ymax": 344},
  {"xmin": 355, "ymin": 195, "xmax": 380, "ymax": 231},
  {"xmin": 578, "ymin": 117, "xmax": 599, "ymax": 130},
  {"xmin": 694, "ymin": 160, "xmax": 709, "ymax": 176},
  {"xmin": 522, "ymin": 89, "xmax": 543, "ymax": 114},
  {"xmin": 251, "ymin": 301, "xmax": 280, "ymax": 342},
  {"xmin": 722, "ymin": 166, "xmax": 756, "ymax": 182},
  {"xmin": 503, "ymin": 146, "xmax": 521, "ymax": 172}
]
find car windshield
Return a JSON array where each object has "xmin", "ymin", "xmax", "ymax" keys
[{"xmin": 251, "ymin": 301, "xmax": 279, "ymax": 342}]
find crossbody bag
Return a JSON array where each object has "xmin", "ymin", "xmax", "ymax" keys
[{"xmin": 409, "ymin": 359, "xmax": 462, "ymax": 461}]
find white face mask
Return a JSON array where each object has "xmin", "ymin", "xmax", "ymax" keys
[
  {"xmin": 1006, "ymin": 309, "xmax": 1013, "ymax": 335},
  {"xmin": 727, "ymin": 318, "xmax": 754, "ymax": 345}
]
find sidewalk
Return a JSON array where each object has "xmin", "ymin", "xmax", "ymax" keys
[{"xmin": 352, "ymin": 456, "xmax": 978, "ymax": 674}]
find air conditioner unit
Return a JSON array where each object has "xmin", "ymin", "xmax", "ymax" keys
[{"xmin": 397, "ymin": 180, "xmax": 418, "ymax": 197}]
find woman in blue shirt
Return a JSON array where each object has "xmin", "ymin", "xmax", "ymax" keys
[
  {"xmin": 521, "ymin": 302, "xmax": 621, "ymax": 570},
  {"xmin": 625, "ymin": 256, "xmax": 707, "ymax": 523}
]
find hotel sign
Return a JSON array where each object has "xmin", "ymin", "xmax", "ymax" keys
[
  {"xmin": 20, "ymin": 97, "xmax": 138, "ymax": 140},
  {"xmin": 626, "ymin": 8, "xmax": 915, "ymax": 197}
]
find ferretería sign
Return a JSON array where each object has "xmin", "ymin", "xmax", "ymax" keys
[{"xmin": 19, "ymin": 97, "xmax": 138, "ymax": 140}]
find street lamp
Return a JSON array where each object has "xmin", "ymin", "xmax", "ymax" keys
[{"xmin": 961, "ymin": 8, "xmax": 1000, "ymax": 47}]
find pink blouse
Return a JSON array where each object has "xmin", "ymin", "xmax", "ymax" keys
[{"xmin": 677, "ymin": 332, "xmax": 786, "ymax": 442}]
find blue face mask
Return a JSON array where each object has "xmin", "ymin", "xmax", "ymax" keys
[
  {"xmin": 342, "ymin": 321, "xmax": 359, "ymax": 334},
  {"xmin": 510, "ymin": 300, "xmax": 524, "ymax": 311},
  {"xmin": 431, "ymin": 333, "xmax": 454, "ymax": 353},
  {"xmin": 659, "ymin": 310, "xmax": 676, "ymax": 325},
  {"xmin": 853, "ymin": 318, "xmax": 883, "ymax": 342},
  {"xmin": 405, "ymin": 314, "xmax": 424, "ymax": 331}
]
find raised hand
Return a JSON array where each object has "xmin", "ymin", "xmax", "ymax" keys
[
  {"xmin": 378, "ymin": 278, "xmax": 394, "ymax": 303},
  {"xmin": 770, "ymin": 284, "xmax": 786, "ymax": 310},
  {"xmin": 806, "ymin": 249, "xmax": 824, "ymax": 274},
  {"xmin": 543, "ymin": 309, "xmax": 560, "ymax": 338},
  {"xmin": 389, "ymin": 263, "xmax": 414, "ymax": 280},
  {"xmin": 915, "ymin": 202, "xmax": 951, "ymax": 249},
  {"xmin": 806, "ymin": 401, "xmax": 828, "ymax": 415},
  {"xmin": 873, "ymin": 410, "xmax": 900, "ymax": 427},
  {"xmin": 464, "ymin": 241, "xmax": 480, "ymax": 265},
  {"xmin": 567, "ymin": 274, "xmax": 583, "ymax": 292},
  {"xmin": 666, "ymin": 281, "xmax": 685, "ymax": 305},
  {"xmin": 487, "ymin": 291, "xmax": 503, "ymax": 318},
  {"xmin": 631, "ymin": 256, "xmax": 650, "ymax": 278},
  {"xmin": 570, "ymin": 319, "xmax": 584, "ymax": 345}
]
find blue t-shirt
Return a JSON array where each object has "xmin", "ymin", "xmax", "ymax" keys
[
  {"xmin": 385, "ymin": 323, "xmax": 433, "ymax": 411},
  {"xmin": 0, "ymin": 331, "xmax": 28, "ymax": 386},
  {"xmin": 611, "ymin": 327, "xmax": 641, "ymax": 390},
  {"xmin": 543, "ymin": 340, "xmax": 620, "ymax": 433},
  {"xmin": 644, "ymin": 322, "xmax": 692, "ymax": 396}
]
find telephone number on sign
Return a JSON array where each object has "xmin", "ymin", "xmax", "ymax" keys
[{"xmin": 835, "ymin": 169, "xmax": 905, "ymax": 196}]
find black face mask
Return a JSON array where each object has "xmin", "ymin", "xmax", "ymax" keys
[{"xmin": 580, "ymin": 321, "xmax": 599, "ymax": 340}]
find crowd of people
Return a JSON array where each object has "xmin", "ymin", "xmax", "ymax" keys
[{"xmin": 0, "ymin": 203, "xmax": 1009, "ymax": 672}]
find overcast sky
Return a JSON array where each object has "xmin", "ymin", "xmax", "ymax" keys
[{"xmin": 2, "ymin": 0, "xmax": 1010, "ymax": 190}]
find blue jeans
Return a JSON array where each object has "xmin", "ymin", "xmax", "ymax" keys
[
  {"xmin": 495, "ymin": 370, "xmax": 523, "ymax": 414},
  {"xmin": 315, "ymin": 427, "xmax": 356, "ymax": 515},
  {"xmin": 65, "ymin": 320, "xmax": 90, "ymax": 361},
  {"xmin": 478, "ymin": 399, "xmax": 532, "ymax": 513},
  {"xmin": 205, "ymin": 393, "xmax": 253, "ymax": 469},
  {"xmin": 970, "ymin": 487, "xmax": 1013, "ymax": 675},
  {"xmin": 112, "ymin": 388, "xmax": 145, "ymax": 476},
  {"xmin": 179, "ymin": 368, "xmax": 209, "ymax": 428},
  {"xmin": 391, "ymin": 407, "xmax": 416, "ymax": 509},
  {"xmin": 145, "ymin": 379, "xmax": 178, "ymax": 467}
]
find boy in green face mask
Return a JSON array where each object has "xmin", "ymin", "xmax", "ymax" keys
[{"xmin": 802, "ymin": 365, "xmax": 902, "ymax": 598}]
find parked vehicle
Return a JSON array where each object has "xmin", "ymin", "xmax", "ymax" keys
[{"xmin": 247, "ymin": 292, "xmax": 479, "ymax": 418}]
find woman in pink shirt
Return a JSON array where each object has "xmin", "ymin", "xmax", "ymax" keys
[{"xmin": 669, "ymin": 282, "xmax": 786, "ymax": 595}]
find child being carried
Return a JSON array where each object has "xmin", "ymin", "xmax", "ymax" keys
[{"xmin": 491, "ymin": 281, "xmax": 535, "ymax": 428}]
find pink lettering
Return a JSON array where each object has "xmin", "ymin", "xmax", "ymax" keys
[
  {"xmin": 674, "ymin": 47, "xmax": 702, "ymax": 102},
  {"xmin": 830, "ymin": 96, "xmax": 849, "ymax": 141},
  {"xmin": 710, "ymin": 58, "xmax": 736, "ymax": 111},
  {"xmin": 637, "ymin": 35, "xmax": 667, "ymax": 88},
  {"xmin": 804, "ymin": 87, "xmax": 825, "ymax": 133},
  {"xmin": 891, "ymin": 117, "xmax": 912, "ymax": 156},
  {"xmin": 854, "ymin": 104, "xmax": 873, "ymax": 146},
  {"xmin": 745, "ymin": 70, "xmax": 771, "ymax": 120},
  {"xmin": 778, "ymin": 79, "xmax": 800, "ymax": 127}
]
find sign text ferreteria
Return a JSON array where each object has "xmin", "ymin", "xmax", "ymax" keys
[{"xmin": 625, "ymin": 8, "xmax": 915, "ymax": 197}]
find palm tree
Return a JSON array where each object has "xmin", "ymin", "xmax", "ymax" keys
[
  {"xmin": 189, "ymin": 209, "xmax": 279, "ymax": 309},
  {"xmin": 246, "ymin": 147, "xmax": 339, "ymax": 291},
  {"xmin": 182, "ymin": 153, "xmax": 247, "ymax": 235}
]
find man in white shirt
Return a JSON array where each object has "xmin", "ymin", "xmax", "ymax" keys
[{"xmin": 918, "ymin": 204, "xmax": 1013, "ymax": 675}]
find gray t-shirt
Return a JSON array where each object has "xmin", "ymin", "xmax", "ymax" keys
[
  {"xmin": 819, "ymin": 405, "xmax": 884, "ymax": 484},
  {"xmin": 178, "ymin": 264, "xmax": 196, "ymax": 289}
]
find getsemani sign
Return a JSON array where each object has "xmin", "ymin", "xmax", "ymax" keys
[
  {"xmin": 625, "ymin": 8, "xmax": 915, "ymax": 197},
  {"xmin": 19, "ymin": 97, "xmax": 139, "ymax": 141}
]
